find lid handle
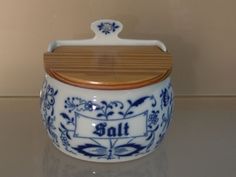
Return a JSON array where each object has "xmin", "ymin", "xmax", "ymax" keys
[
  {"xmin": 48, "ymin": 19, "xmax": 167, "ymax": 52},
  {"xmin": 91, "ymin": 19, "xmax": 123, "ymax": 40}
]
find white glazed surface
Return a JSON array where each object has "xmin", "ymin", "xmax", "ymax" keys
[{"xmin": 40, "ymin": 74, "xmax": 173, "ymax": 162}]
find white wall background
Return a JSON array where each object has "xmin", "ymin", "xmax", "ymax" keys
[{"xmin": 0, "ymin": 0, "xmax": 235, "ymax": 96}]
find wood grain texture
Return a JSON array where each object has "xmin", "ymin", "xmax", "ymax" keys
[{"xmin": 44, "ymin": 46, "xmax": 172, "ymax": 90}]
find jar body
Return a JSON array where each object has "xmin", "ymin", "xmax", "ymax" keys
[{"xmin": 40, "ymin": 75, "xmax": 173, "ymax": 162}]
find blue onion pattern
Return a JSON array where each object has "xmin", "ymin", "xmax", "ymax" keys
[
  {"xmin": 57, "ymin": 81, "xmax": 173, "ymax": 160},
  {"xmin": 41, "ymin": 79, "xmax": 173, "ymax": 160}
]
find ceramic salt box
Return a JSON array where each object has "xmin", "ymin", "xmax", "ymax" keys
[{"xmin": 40, "ymin": 19, "xmax": 173, "ymax": 162}]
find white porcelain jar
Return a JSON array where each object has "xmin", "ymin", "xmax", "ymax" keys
[{"xmin": 40, "ymin": 19, "xmax": 173, "ymax": 162}]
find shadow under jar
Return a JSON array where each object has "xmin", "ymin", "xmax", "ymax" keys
[{"xmin": 40, "ymin": 19, "xmax": 173, "ymax": 163}]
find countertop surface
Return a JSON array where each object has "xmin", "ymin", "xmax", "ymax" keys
[{"xmin": 0, "ymin": 97, "xmax": 235, "ymax": 177}]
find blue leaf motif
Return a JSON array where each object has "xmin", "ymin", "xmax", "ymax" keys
[
  {"xmin": 118, "ymin": 111, "xmax": 124, "ymax": 116},
  {"xmin": 114, "ymin": 143, "xmax": 146, "ymax": 157},
  {"xmin": 112, "ymin": 102, "xmax": 118, "ymax": 107},
  {"xmin": 127, "ymin": 100, "xmax": 132, "ymax": 105},
  {"xmin": 101, "ymin": 101, "xmax": 107, "ymax": 106},
  {"xmin": 54, "ymin": 90, "xmax": 58, "ymax": 96},
  {"xmin": 107, "ymin": 111, "xmax": 114, "ymax": 116},
  {"xmin": 123, "ymin": 96, "xmax": 151, "ymax": 118},
  {"xmin": 60, "ymin": 113, "xmax": 70, "ymax": 121},
  {"xmin": 132, "ymin": 96, "xmax": 149, "ymax": 107},
  {"xmin": 95, "ymin": 107, "xmax": 100, "ymax": 110},
  {"xmin": 60, "ymin": 123, "xmax": 66, "ymax": 130},
  {"xmin": 51, "ymin": 108, "xmax": 54, "ymax": 116},
  {"xmin": 146, "ymin": 133, "xmax": 153, "ymax": 141},
  {"xmin": 66, "ymin": 132, "xmax": 71, "ymax": 140},
  {"xmin": 127, "ymin": 111, "xmax": 134, "ymax": 115},
  {"xmin": 97, "ymin": 113, "xmax": 104, "ymax": 117},
  {"xmin": 107, "ymin": 105, "xmax": 113, "ymax": 109},
  {"xmin": 72, "ymin": 144, "xmax": 107, "ymax": 157}
]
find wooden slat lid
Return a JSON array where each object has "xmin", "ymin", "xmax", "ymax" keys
[{"xmin": 44, "ymin": 20, "xmax": 172, "ymax": 90}]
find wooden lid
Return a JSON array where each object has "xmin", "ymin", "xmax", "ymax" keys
[{"xmin": 44, "ymin": 20, "xmax": 172, "ymax": 90}]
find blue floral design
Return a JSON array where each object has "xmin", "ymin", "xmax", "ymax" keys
[
  {"xmin": 41, "ymin": 81, "xmax": 59, "ymax": 146},
  {"xmin": 146, "ymin": 111, "xmax": 160, "ymax": 152},
  {"xmin": 64, "ymin": 97, "xmax": 124, "ymax": 120},
  {"xmin": 84, "ymin": 101, "xmax": 93, "ymax": 111},
  {"xmin": 160, "ymin": 88, "xmax": 170, "ymax": 109},
  {"xmin": 57, "ymin": 81, "xmax": 173, "ymax": 160},
  {"xmin": 97, "ymin": 22, "xmax": 119, "ymax": 35},
  {"xmin": 148, "ymin": 110, "xmax": 159, "ymax": 126},
  {"xmin": 42, "ymin": 84, "xmax": 57, "ymax": 110},
  {"xmin": 59, "ymin": 95, "xmax": 159, "ymax": 159},
  {"xmin": 160, "ymin": 105, "xmax": 173, "ymax": 134},
  {"xmin": 156, "ymin": 84, "xmax": 173, "ymax": 148},
  {"xmin": 58, "ymin": 122, "xmax": 75, "ymax": 154}
]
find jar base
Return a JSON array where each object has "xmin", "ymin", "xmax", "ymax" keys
[{"xmin": 51, "ymin": 142, "xmax": 158, "ymax": 163}]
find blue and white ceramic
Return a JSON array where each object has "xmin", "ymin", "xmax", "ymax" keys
[{"xmin": 40, "ymin": 19, "xmax": 173, "ymax": 162}]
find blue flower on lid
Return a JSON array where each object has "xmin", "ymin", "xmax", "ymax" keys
[{"xmin": 97, "ymin": 22, "xmax": 119, "ymax": 35}]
